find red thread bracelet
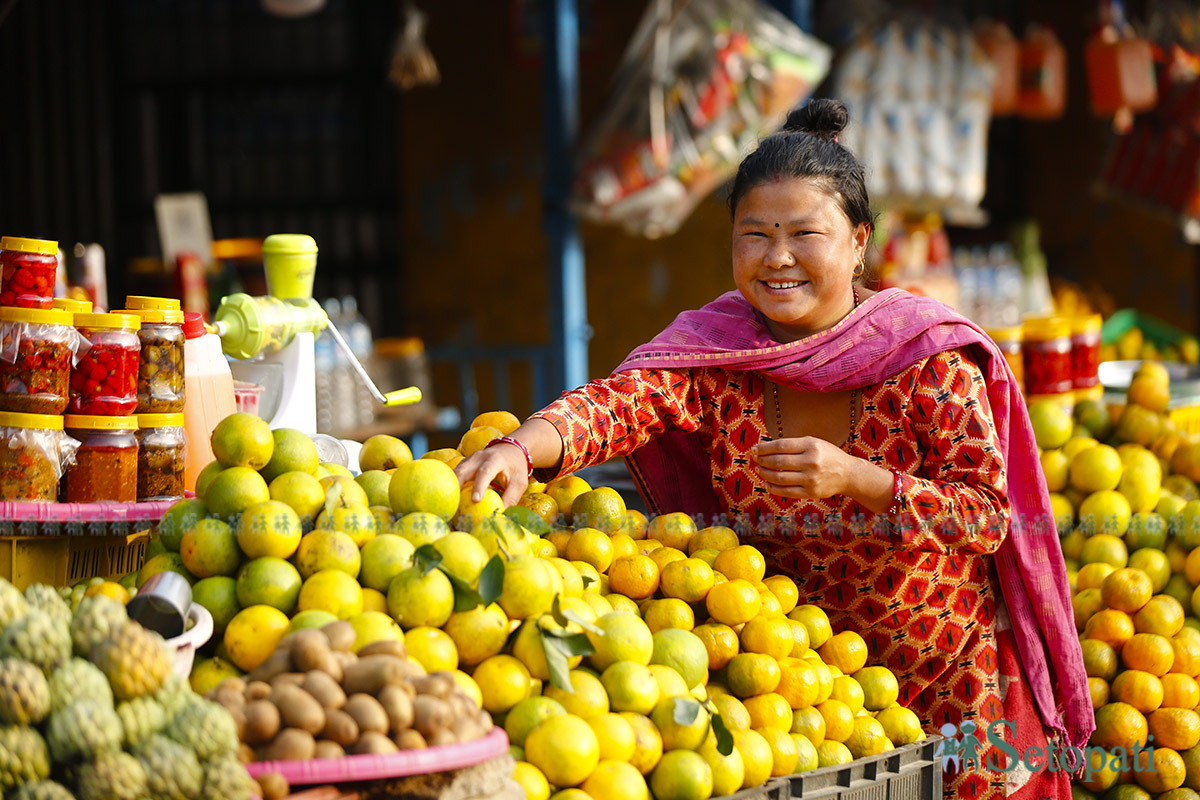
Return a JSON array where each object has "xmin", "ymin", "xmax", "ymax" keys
[{"xmin": 487, "ymin": 435, "xmax": 534, "ymax": 477}]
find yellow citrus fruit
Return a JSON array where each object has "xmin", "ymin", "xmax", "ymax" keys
[
  {"xmin": 649, "ymin": 547, "xmax": 688, "ymax": 571},
  {"xmin": 775, "ymin": 657, "xmax": 819, "ymax": 709},
  {"xmin": 697, "ymin": 735, "xmax": 745, "ymax": 797},
  {"xmin": 386, "ymin": 564, "xmax": 454, "ymax": 629},
  {"xmin": 1040, "ymin": 449, "xmax": 1069, "ymax": 491},
  {"xmin": 744, "ymin": 692, "xmax": 793, "ymax": 732},
  {"xmin": 791, "ymin": 732, "xmax": 819, "ymax": 772},
  {"xmin": 1087, "ymin": 676, "xmax": 1110, "ymax": 708},
  {"xmin": 470, "ymin": 410, "xmax": 521, "ymax": 435},
  {"xmin": 571, "ymin": 488, "xmax": 628, "ymax": 534},
  {"xmin": 1129, "ymin": 548, "xmax": 1171, "ymax": 593},
  {"xmin": 543, "ymin": 669, "xmax": 610, "ymax": 719},
  {"xmin": 725, "ymin": 652, "xmax": 782, "ymax": 698},
  {"xmin": 815, "ymin": 740, "xmax": 854, "ymax": 768},
  {"xmin": 816, "ymin": 699, "xmax": 855, "ymax": 743},
  {"xmin": 545, "ymin": 475, "xmax": 593, "ymax": 523},
  {"xmin": 610, "ymin": 533, "xmax": 637, "ymax": 561},
  {"xmin": 786, "ymin": 619, "xmax": 810, "ymax": 658},
  {"xmin": 844, "ymin": 715, "xmax": 888, "ymax": 759},
  {"xmin": 505, "ymin": 696, "xmax": 566, "ymax": 748},
  {"xmin": 762, "ymin": 576, "xmax": 799, "ymax": 615},
  {"xmin": 1136, "ymin": 594, "xmax": 1186, "ymax": 637},
  {"xmin": 713, "ymin": 545, "xmax": 767, "ymax": 583},
  {"xmin": 444, "ymin": 603, "xmax": 509, "ymax": 666},
  {"xmin": 1149, "ymin": 708, "xmax": 1200, "ymax": 750},
  {"xmin": 1070, "ymin": 443, "xmax": 1123, "ymax": 493},
  {"xmin": 607, "ymin": 556, "xmax": 660, "ymax": 600},
  {"xmin": 1076, "ymin": 562, "xmax": 1118, "ymax": 591},
  {"xmin": 583, "ymin": 760, "xmax": 649, "ymax": 800},
  {"xmin": 643, "ymin": 598, "xmax": 695, "ymax": 633},
  {"xmin": 688, "ymin": 526, "xmax": 739, "ymax": 554},
  {"xmin": 706, "ymin": 579, "xmax": 762, "ymax": 627},
  {"xmin": 1133, "ymin": 745, "xmax": 1187, "ymax": 793},
  {"xmin": 84, "ymin": 581, "xmax": 130, "ymax": 604},
  {"xmin": 1085, "ymin": 608, "xmax": 1137, "ymax": 650},
  {"xmin": 788, "ymin": 605, "xmax": 833, "ymax": 649},
  {"xmin": 649, "ymin": 750, "xmax": 713, "ymax": 800},
  {"xmin": 458, "ymin": 425, "xmax": 503, "ymax": 457},
  {"xmin": 739, "ymin": 616, "xmax": 795, "ymax": 661},
  {"xmin": 649, "ymin": 696, "xmax": 710, "ymax": 751},
  {"xmin": 513, "ymin": 762, "xmax": 551, "ymax": 800},
  {"xmin": 419, "ymin": 448, "xmax": 463, "ymax": 468},
  {"xmin": 525, "ymin": 714, "xmax": 600, "ymax": 788},
  {"xmin": 1093, "ymin": 701, "xmax": 1150, "ymax": 751},
  {"xmin": 636, "ymin": 539, "xmax": 664, "ymax": 556},
  {"xmin": 1101, "ymin": 567, "xmax": 1154, "ymax": 613},
  {"xmin": 346, "ymin": 611, "xmax": 403, "ymax": 654},
  {"xmin": 601, "ymin": 661, "xmax": 661, "ymax": 716},
  {"xmin": 711, "ymin": 694, "xmax": 752, "ymax": 731},
  {"xmin": 829, "ymin": 676, "xmax": 864, "ymax": 714},
  {"xmin": 1162, "ymin": 673, "xmax": 1200, "ymax": 709},
  {"xmin": 586, "ymin": 712, "xmax": 637, "ymax": 762},
  {"xmin": 223, "ymin": 604, "xmax": 290, "ymax": 672},
  {"xmin": 694, "ymin": 623, "xmax": 740, "ymax": 671},
  {"xmin": 587, "ymin": 612, "xmax": 653, "ymax": 670},
  {"xmin": 234, "ymin": 500, "xmax": 302, "ymax": 559},
  {"xmin": 819, "ymin": 631, "xmax": 868, "ymax": 675},
  {"xmin": 474, "ymin": 654, "xmax": 533, "ymax": 714},
  {"xmin": 567, "ymin": 528, "xmax": 615, "ymax": 573},
  {"xmin": 646, "ymin": 512, "xmax": 698, "ymax": 551},
  {"xmin": 874, "ymin": 706, "xmax": 923, "ymax": 745},
  {"xmin": 1081, "ymin": 638, "xmax": 1119, "ymax": 681},
  {"xmin": 620, "ymin": 711, "xmax": 664, "ymax": 775},
  {"xmin": 660, "ymin": 558, "xmax": 716, "ymax": 604},
  {"xmin": 498, "ymin": 555, "xmax": 557, "ymax": 621},
  {"xmin": 1171, "ymin": 636, "xmax": 1200, "ymax": 678},
  {"xmin": 618, "ymin": 509, "xmax": 649, "ymax": 540},
  {"xmin": 853, "ymin": 666, "xmax": 899, "ymax": 710},
  {"xmin": 1123, "ymin": 633, "xmax": 1176, "ymax": 676},
  {"xmin": 790, "ymin": 705, "xmax": 826, "ymax": 746},
  {"xmin": 297, "ymin": 569, "xmax": 364, "ymax": 620},
  {"xmin": 1112, "ymin": 669, "xmax": 1166, "ymax": 713},
  {"xmin": 404, "ymin": 626, "xmax": 458, "ymax": 672},
  {"xmin": 360, "ymin": 587, "xmax": 388, "ymax": 615},
  {"xmin": 648, "ymin": 663, "xmax": 690, "ymax": 700},
  {"xmin": 389, "ymin": 459, "xmax": 461, "ymax": 521},
  {"xmin": 732, "ymin": 729, "xmax": 774, "ymax": 790},
  {"xmin": 211, "ymin": 412, "xmax": 274, "ymax": 469},
  {"xmin": 757, "ymin": 727, "xmax": 799, "ymax": 777}
]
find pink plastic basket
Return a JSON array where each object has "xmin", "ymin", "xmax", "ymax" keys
[{"xmin": 245, "ymin": 727, "xmax": 509, "ymax": 785}]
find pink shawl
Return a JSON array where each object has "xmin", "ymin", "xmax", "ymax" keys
[{"xmin": 615, "ymin": 287, "xmax": 1093, "ymax": 750}]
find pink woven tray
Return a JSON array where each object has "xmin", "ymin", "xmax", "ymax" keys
[
  {"xmin": 245, "ymin": 727, "xmax": 509, "ymax": 785},
  {"xmin": 0, "ymin": 499, "xmax": 180, "ymax": 524}
]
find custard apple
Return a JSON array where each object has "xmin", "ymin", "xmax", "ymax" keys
[
  {"xmin": 201, "ymin": 753, "xmax": 256, "ymax": 800},
  {"xmin": 154, "ymin": 671, "xmax": 192, "ymax": 721},
  {"xmin": 48, "ymin": 658, "xmax": 112, "ymax": 713},
  {"xmin": 69, "ymin": 595, "xmax": 127, "ymax": 657},
  {"xmin": 45, "ymin": 699, "xmax": 122, "ymax": 764},
  {"xmin": 9, "ymin": 780, "xmax": 75, "ymax": 800},
  {"xmin": 0, "ymin": 659, "xmax": 50, "ymax": 724},
  {"xmin": 0, "ymin": 579, "xmax": 29, "ymax": 632},
  {"xmin": 0, "ymin": 610, "xmax": 69, "ymax": 672},
  {"xmin": 164, "ymin": 696, "xmax": 239, "ymax": 761},
  {"xmin": 116, "ymin": 695, "xmax": 167, "ymax": 748},
  {"xmin": 76, "ymin": 749, "xmax": 148, "ymax": 800},
  {"xmin": 23, "ymin": 584, "xmax": 70, "ymax": 627},
  {"xmin": 137, "ymin": 734, "xmax": 202, "ymax": 800},
  {"xmin": 90, "ymin": 621, "xmax": 170, "ymax": 701},
  {"xmin": 0, "ymin": 724, "xmax": 50, "ymax": 791}
]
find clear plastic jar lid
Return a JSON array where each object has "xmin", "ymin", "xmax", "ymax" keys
[
  {"xmin": 137, "ymin": 413, "xmax": 185, "ymax": 428},
  {"xmin": 64, "ymin": 415, "xmax": 139, "ymax": 431},
  {"xmin": 53, "ymin": 298, "xmax": 93, "ymax": 314},
  {"xmin": 0, "ymin": 411, "xmax": 64, "ymax": 430},
  {"xmin": 0, "ymin": 307, "xmax": 73, "ymax": 326},
  {"xmin": 125, "ymin": 296, "xmax": 181, "ymax": 311},
  {"xmin": 124, "ymin": 308, "xmax": 185, "ymax": 324},
  {"xmin": 0, "ymin": 237, "xmax": 57, "ymax": 256},
  {"xmin": 75, "ymin": 312, "xmax": 141, "ymax": 331}
]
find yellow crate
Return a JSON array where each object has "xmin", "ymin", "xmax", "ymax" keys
[{"xmin": 0, "ymin": 531, "xmax": 150, "ymax": 590}]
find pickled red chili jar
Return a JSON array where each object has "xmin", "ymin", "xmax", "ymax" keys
[
  {"xmin": 1071, "ymin": 313, "xmax": 1103, "ymax": 391},
  {"xmin": 70, "ymin": 313, "xmax": 141, "ymax": 416},
  {"xmin": 136, "ymin": 413, "xmax": 186, "ymax": 501},
  {"xmin": 1022, "ymin": 316, "xmax": 1074, "ymax": 396},
  {"xmin": 0, "ymin": 307, "xmax": 76, "ymax": 415},
  {"xmin": 987, "ymin": 326, "xmax": 1024, "ymax": 391},
  {"xmin": 63, "ymin": 415, "xmax": 138, "ymax": 503},
  {"xmin": 125, "ymin": 303, "xmax": 185, "ymax": 414},
  {"xmin": 0, "ymin": 411, "xmax": 78, "ymax": 502},
  {"xmin": 0, "ymin": 237, "xmax": 57, "ymax": 309}
]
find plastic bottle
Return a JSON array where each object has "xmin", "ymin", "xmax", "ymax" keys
[
  {"xmin": 341, "ymin": 296, "xmax": 376, "ymax": 430},
  {"xmin": 1018, "ymin": 25, "xmax": 1067, "ymax": 120},
  {"xmin": 314, "ymin": 298, "xmax": 338, "ymax": 434},
  {"xmin": 976, "ymin": 20, "xmax": 1019, "ymax": 116},
  {"xmin": 181, "ymin": 312, "xmax": 236, "ymax": 491}
]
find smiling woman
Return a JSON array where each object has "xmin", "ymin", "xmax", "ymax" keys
[{"xmin": 454, "ymin": 98, "xmax": 1090, "ymax": 800}]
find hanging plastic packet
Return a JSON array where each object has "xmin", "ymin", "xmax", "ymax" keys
[{"xmin": 388, "ymin": 1, "xmax": 440, "ymax": 91}]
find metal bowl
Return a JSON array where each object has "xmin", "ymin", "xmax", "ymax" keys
[{"xmin": 1098, "ymin": 361, "xmax": 1200, "ymax": 396}]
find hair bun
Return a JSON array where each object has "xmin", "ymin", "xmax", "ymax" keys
[{"xmin": 783, "ymin": 98, "xmax": 849, "ymax": 141}]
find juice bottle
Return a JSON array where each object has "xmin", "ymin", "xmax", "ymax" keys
[{"xmin": 182, "ymin": 312, "xmax": 236, "ymax": 491}]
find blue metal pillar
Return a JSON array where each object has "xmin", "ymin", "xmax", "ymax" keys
[
  {"xmin": 542, "ymin": 0, "xmax": 589, "ymax": 399},
  {"xmin": 769, "ymin": 0, "xmax": 812, "ymax": 32}
]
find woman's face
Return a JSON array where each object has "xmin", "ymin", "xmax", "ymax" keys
[{"xmin": 732, "ymin": 178, "xmax": 869, "ymax": 343}]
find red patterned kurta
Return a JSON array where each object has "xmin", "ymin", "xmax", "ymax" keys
[{"xmin": 536, "ymin": 349, "xmax": 1055, "ymax": 799}]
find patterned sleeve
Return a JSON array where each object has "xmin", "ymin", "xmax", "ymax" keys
[
  {"xmin": 889, "ymin": 349, "xmax": 1010, "ymax": 554},
  {"xmin": 532, "ymin": 368, "xmax": 705, "ymax": 479}
]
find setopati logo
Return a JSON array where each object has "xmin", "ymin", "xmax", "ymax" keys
[{"xmin": 937, "ymin": 720, "xmax": 1156, "ymax": 779}]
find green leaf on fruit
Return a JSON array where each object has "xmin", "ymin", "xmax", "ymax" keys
[
  {"xmin": 561, "ymin": 609, "xmax": 603, "ymax": 636},
  {"xmin": 711, "ymin": 710, "xmax": 734, "ymax": 756},
  {"xmin": 580, "ymin": 574, "xmax": 596, "ymax": 589},
  {"xmin": 673, "ymin": 697, "xmax": 700, "ymax": 726},
  {"xmin": 478, "ymin": 556, "xmax": 505, "ymax": 605},
  {"xmin": 441, "ymin": 568, "xmax": 484, "ymax": 612},
  {"xmin": 323, "ymin": 481, "xmax": 343, "ymax": 517},
  {"xmin": 413, "ymin": 544, "xmax": 443, "ymax": 577},
  {"xmin": 542, "ymin": 631, "xmax": 573, "ymax": 694},
  {"xmin": 546, "ymin": 631, "xmax": 594, "ymax": 658}
]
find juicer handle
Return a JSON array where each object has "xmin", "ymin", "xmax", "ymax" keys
[
  {"xmin": 384, "ymin": 387, "xmax": 423, "ymax": 406},
  {"xmin": 324, "ymin": 319, "xmax": 423, "ymax": 408}
]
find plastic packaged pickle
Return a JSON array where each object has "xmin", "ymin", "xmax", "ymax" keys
[
  {"xmin": 0, "ymin": 412, "xmax": 79, "ymax": 502},
  {"xmin": 0, "ymin": 308, "xmax": 79, "ymax": 415},
  {"xmin": 64, "ymin": 415, "xmax": 138, "ymax": 503},
  {"xmin": 136, "ymin": 413, "xmax": 186, "ymax": 502},
  {"xmin": 70, "ymin": 313, "xmax": 141, "ymax": 416},
  {"xmin": 125, "ymin": 305, "xmax": 185, "ymax": 414},
  {"xmin": 0, "ymin": 237, "xmax": 58, "ymax": 309}
]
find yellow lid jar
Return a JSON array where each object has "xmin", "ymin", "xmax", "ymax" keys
[
  {"xmin": 1022, "ymin": 315, "xmax": 1073, "ymax": 396},
  {"xmin": 1070, "ymin": 313, "xmax": 1104, "ymax": 392},
  {"xmin": 987, "ymin": 326, "xmax": 1024, "ymax": 391},
  {"xmin": 0, "ymin": 411, "xmax": 75, "ymax": 503}
]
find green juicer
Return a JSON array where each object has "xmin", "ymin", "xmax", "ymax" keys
[{"xmin": 213, "ymin": 234, "xmax": 420, "ymax": 436}]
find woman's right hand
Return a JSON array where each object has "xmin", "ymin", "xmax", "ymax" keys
[{"xmin": 454, "ymin": 442, "xmax": 529, "ymax": 507}]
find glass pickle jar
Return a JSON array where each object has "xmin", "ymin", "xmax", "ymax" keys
[
  {"xmin": 0, "ymin": 237, "xmax": 58, "ymax": 309},
  {"xmin": 0, "ymin": 307, "xmax": 77, "ymax": 415},
  {"xmin": 52, "ymin": 298, "xmax": 93, "ymax": 315},
  {"xmin": 125, "ymin": 304, "xmax": 185, "ymax": 414},
  {"xmin": 136, "ymin": 413, "xmax": 186, "ymax": 501},
  {"xmin": 1022, "ymin": 315, "xmax": 1074, "ymax": 396},
  {"xmin": 64, "ymin": 415, "xmax": 138, "ymax": 503},
  {"xmin": 0, "ymin": 412, "xmax": 78, "ymax": 502},
  {"xmin": 1071, "ymin": 313, "xmax": 1103, "ymax": 392},
  {"xmin": 70, "ymin": 313, "xmax": 141, "ymax": 416},
  {"xmin": 987, "ymin": 326, "xmax": 1024, "ymax": 392}
]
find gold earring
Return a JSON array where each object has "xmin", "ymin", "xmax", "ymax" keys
[{"xmin": 853, "ymin": 259, "xmax": 864, "ymax": 279}]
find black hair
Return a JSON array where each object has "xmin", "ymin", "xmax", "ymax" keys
[{"xmin": 727, "ymin": 98, "xmax": 873, "ymax": 233}]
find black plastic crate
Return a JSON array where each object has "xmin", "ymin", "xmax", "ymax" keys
[
  {"xmin": 782, "ymin": 736, "xmax": 942, "ymax": 800},
  {"xmin": 717, "ymin": 777, "xmax": 791, "ymax": 800}
]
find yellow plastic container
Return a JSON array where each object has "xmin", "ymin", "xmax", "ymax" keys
[{"xmin": 262, "ymin": 233, "xmax": 318, "ymax": 299}]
